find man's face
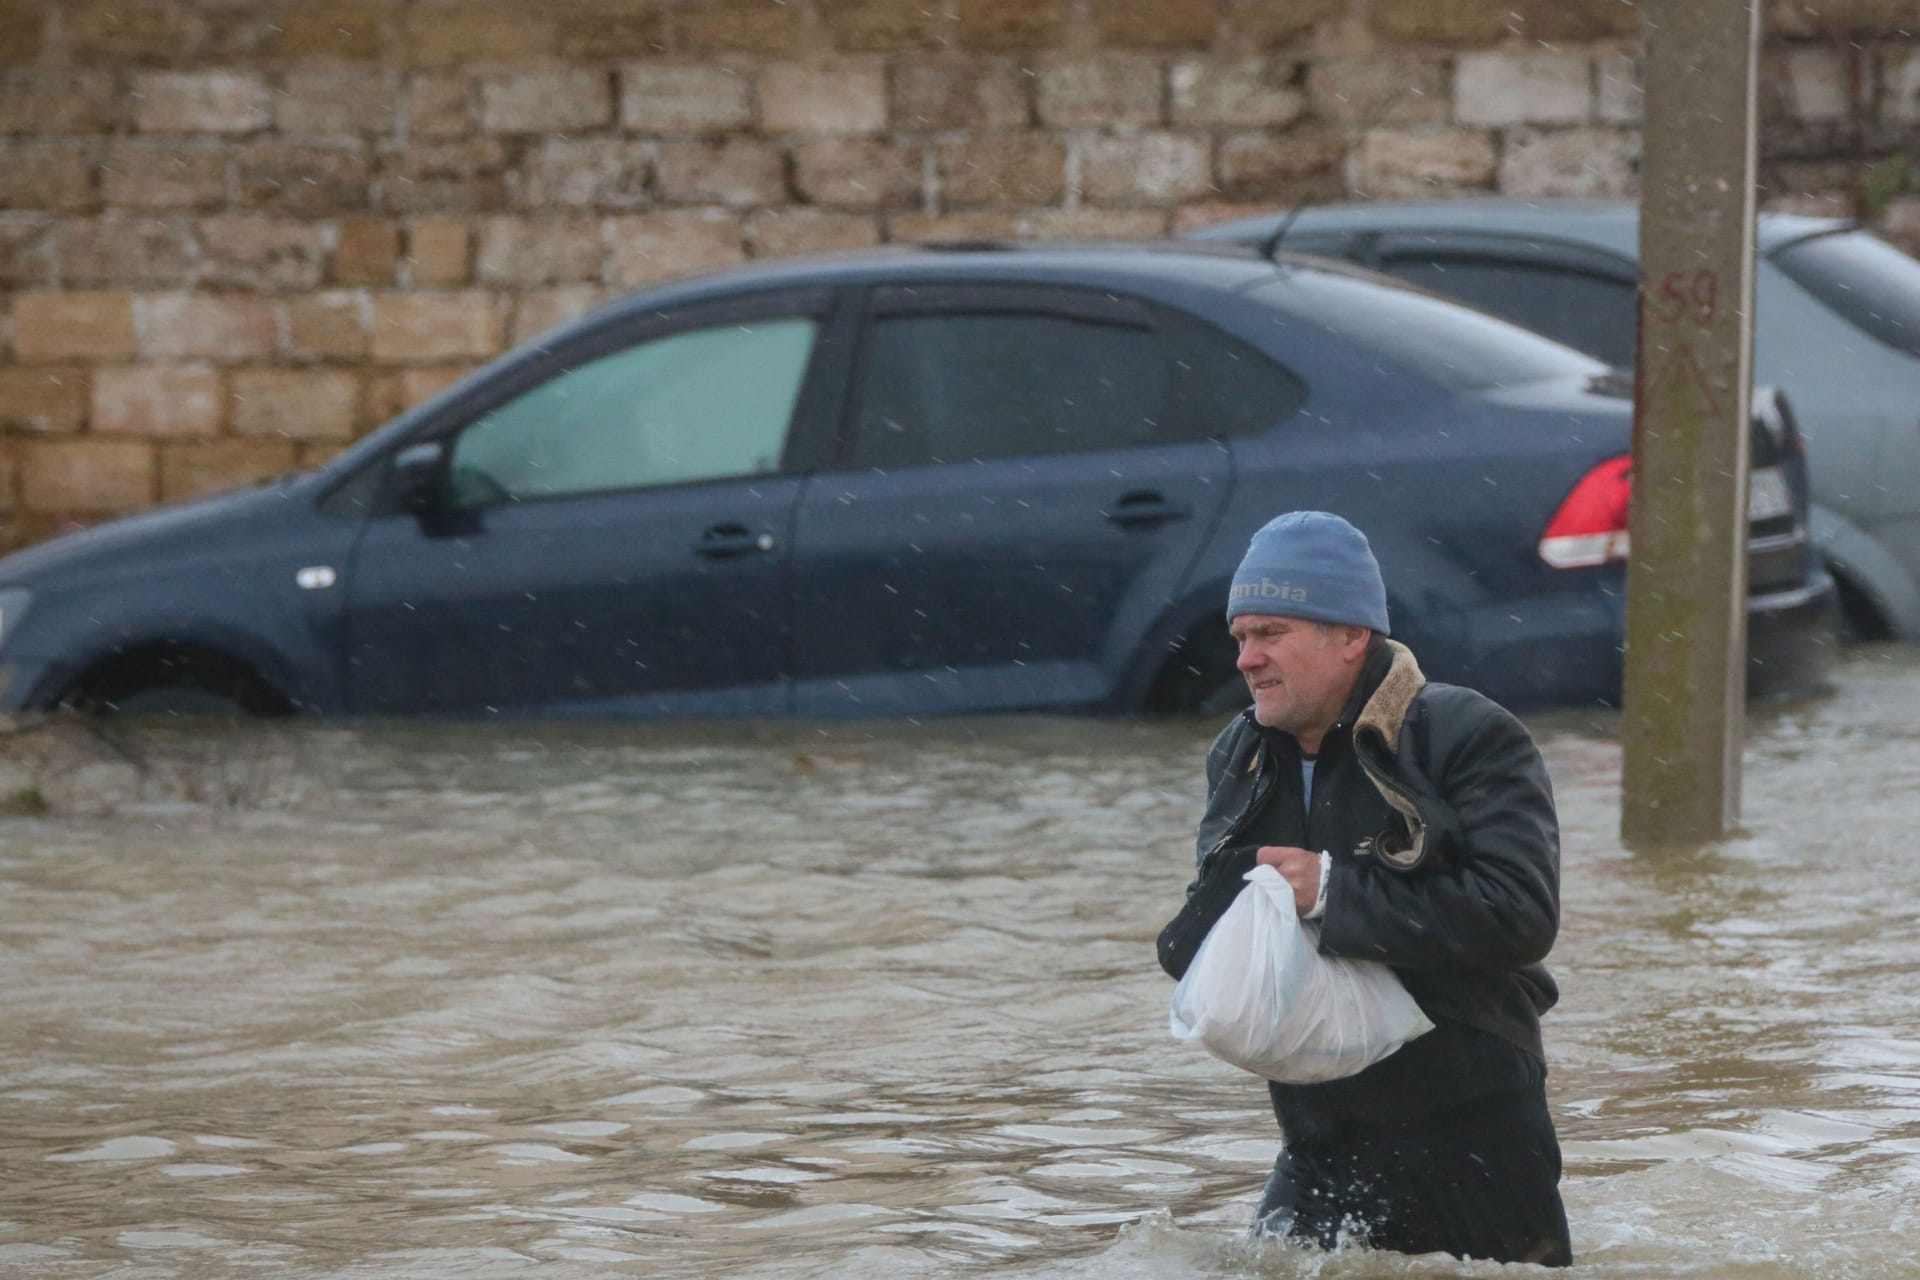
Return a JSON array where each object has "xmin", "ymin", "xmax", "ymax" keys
[{"xmin": 1229, "ymin": 614, "xmax": 1370, "ymax": 744}]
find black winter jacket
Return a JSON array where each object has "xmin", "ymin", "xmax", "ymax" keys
[{"xmin": 1157, "ymin": 639, "xmax": 1562, "ymax": 1134}]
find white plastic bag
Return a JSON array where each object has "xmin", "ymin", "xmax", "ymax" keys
[{"xmin": 1169, "ymin": 864, "xmax": 1433, "ymax": 1084}]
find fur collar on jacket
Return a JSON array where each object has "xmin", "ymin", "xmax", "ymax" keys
[{"xmin": 1353, "ymin": 639, "xmax": 1426, "ymax": 754}]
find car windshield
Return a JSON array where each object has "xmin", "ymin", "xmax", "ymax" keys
[
  {"xmin": 1770, "ymin": 228, "xmax": 1920, "ymax": 359},
  {"xmin": 1245, "ymin": 268, "xmax": 1605, "ymax": 391}
]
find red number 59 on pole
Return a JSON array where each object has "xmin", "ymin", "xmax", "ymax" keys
[{"xmin": 1650, "ymin": 269, "xmax": 1718, "ymax": 325}]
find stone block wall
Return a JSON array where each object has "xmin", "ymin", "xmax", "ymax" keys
[{"xmin": 0, "ymin": 0, "xmax": 1916, "ymax": 546}]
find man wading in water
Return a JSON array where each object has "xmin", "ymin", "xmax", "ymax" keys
[{"xmin": 1157, "ymin": 511, "xmax": 1572, "ymax": 1266}]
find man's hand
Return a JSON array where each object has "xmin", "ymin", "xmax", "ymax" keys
[{"xmin": 1256, "ymin": 845, "xmax": 1322, "ymax": 918}]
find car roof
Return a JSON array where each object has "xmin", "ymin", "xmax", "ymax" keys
[
  {"xmin": 1190, "ymin": 197, "xmax": 1855, "ymax": 257},
  {"xmin": 312, "ymin": 235, "xmax": 1514, "ymax": 489},
  {"xmin": 592, "ymin": 239, "xmax": 1285, "ymax": 315}
]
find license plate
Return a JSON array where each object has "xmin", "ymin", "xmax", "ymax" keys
[{"xmin": 1750, "ymin": 467, "xmax": 1793, "ymax": 522}]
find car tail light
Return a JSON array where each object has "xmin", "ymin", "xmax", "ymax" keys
[{"xmin": 1540, "ymin": 455, "xmax": 1633, "ymax": 568}]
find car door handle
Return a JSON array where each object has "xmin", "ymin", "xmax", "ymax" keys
[
  {"xmin": 1104, "ymin": 491, "xmax": 1191, "ymax": 527},
  {"xmin": 694, "ymin": 524, "xmax": 777, "ymax": 558}
]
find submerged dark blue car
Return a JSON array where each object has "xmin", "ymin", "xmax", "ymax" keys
[{"xmin": 0, "ymin": 243, "xmax": 1833, "ymax": 718}]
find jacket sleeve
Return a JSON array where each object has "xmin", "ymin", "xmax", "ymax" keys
[
  {"xmin": 1157, "ymin": 719, "xmax": 1257, "ymax": 981},
  {"xmin": 1156, "ymin": 844, "xmax": 1257, "ymax": 980},
  {"xmin": 1316, "ymin": 694, "xmax": 1559, "ymax": 972}
]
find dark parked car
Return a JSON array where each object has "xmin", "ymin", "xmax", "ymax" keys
[
  {"xmin": 1193, "ymin": 198, "xmax": 1920, "ymax": 640},
  {"xmin": 0, "ymin": 242, "xmax": 1833, "ymax": 719}
]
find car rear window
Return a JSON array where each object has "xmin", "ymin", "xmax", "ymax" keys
[
  {"xmin": 1377, "ymin": 256, "xmax": 1639, "ymax": 369},
  {"xmin": 1771, "ymin": 228, "xmax": 1920, "ymax": 359},
  {"xmin": 1245, "ymin": 268, "xmax": 1604, "ymax": 391}
]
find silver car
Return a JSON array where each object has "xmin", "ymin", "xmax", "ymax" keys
[{"xmin": 1194, "ymin": 199, "xmax": 1920, "ymax": 640}]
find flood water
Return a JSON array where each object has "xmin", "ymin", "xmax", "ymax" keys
[{"xmin": 2, "ymin": 645, "xmax": 1917, "ymax": 1278}]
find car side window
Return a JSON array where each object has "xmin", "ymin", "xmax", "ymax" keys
[
  {"xmin": 847, "ymin": 297, "xmax": 1185, "ymax": 467},
  {"xmin": 1379, "ymin": 255, "xmax": 1639, "ymax": 369},
  {"xmin": 446, "ymin": 317, "xmax": 819, "ymax": 505},
  {"xmin": 1158, "ymin": 308, "xmax": 1308, "ymax": 436}
]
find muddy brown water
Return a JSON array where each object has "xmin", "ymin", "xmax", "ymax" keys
[{"xmin": 2, "ymin": 645, "xmax": 1917, "ymax": 1278}]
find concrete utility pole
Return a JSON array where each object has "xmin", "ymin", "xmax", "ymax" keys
[{"xmin": 1621, "ymin": 0, "xmax": 1762, "ymax": 848}]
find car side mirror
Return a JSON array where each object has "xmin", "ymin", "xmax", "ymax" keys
[{"xmin": 391, "ymin": 440, "xmax": 448, "ymax": 515}]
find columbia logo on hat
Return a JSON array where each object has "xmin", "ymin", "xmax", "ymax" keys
[{"xmin": 1228, "ymin": 578, "xmax": 1311, "ymax": 605}]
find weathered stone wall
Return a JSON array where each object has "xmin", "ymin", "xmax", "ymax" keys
[{"xmin": 0, "ymin": 0, "xmax": 1915, "ymax": 546}]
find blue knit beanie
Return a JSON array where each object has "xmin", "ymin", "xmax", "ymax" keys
[{"xmin": 1225, "ymin": 511, "xmax": 1390, "ymax": 634}]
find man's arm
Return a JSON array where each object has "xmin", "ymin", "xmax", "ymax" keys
[
  {"xmin": 1158, "ymin": 719, "xmax": 1261, "ymax": 980},
  {"xmin": 1156, "ymin": 844, "xmax": 1258, "ymax": 980},
  {"xmin": 1316, "ymin": 697, "xmax": 1559, "ymax": 971}
]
